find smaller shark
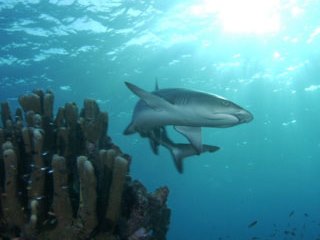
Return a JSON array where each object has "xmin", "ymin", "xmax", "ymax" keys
[
  {"xmin": 124, "ymin": 81, "xmax": 253, "ymax": 172},
  {"xmin": 146, "ymin": 126, "xmax": 219, "ymax": 173}
]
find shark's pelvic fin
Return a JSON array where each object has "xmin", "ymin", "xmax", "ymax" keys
[
  {"xmin": 148, "ymin": 128, "xmax": 161, "ymax": 154},
  {"xmin": 174, "ymin": 126, "xmax": 203, "ymax": 153},
  {"xmin": 149, "ymin": 138, "xmax": 159, "ymax": 154},
  {"xmin": 125, "ymin": 81, "xmax": 172, "ymax": 112}
]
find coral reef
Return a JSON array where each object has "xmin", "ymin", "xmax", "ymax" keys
[{"xmin": 0, "ymin": 90, "xmax": 170, "ymax": 240}]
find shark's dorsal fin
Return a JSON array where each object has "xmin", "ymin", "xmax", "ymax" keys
[
  {"xmin": 155, "ymin": 78, "xmax": 159, "ymax": 91},
  {"xmin": 174, "ymin": 126, "xmax": 203, "ymax": 153},
  {"xmin": 125, "ymin": 82, "xmax": 172, "ymax": 111}
]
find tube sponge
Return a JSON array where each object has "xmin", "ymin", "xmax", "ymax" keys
[
  {"xmin": 76, "ymin": 156, "xmax": 97, "ymax": 238},
  {"xmin": 0, "ymin": 89, "xmax": 170, "ymax": 240},
  {"xmin": 106, "ymin": 156, "xmax": 129, "ymax": 229},
  {"xmin": 1, "ymin": 141, "xmax": 25, "ymax": 227}
]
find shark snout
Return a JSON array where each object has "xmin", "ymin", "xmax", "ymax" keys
[{"xmin": 235, "ymin": 109, "xmax": 254, "ymax": 123}]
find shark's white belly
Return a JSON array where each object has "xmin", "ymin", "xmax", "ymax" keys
[{"xmin": 132, "ymin": 106, "xmax": 212, "ymax": 132}]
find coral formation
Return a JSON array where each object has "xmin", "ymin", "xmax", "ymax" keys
[{"xmin": 0, "ymin": 90, "xmax": 170, "ymax": 240}]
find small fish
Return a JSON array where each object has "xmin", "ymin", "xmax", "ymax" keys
[
  {"xmin": 248, "ymin": 220, "xmax": 258, "ymax": 228},
  {"xmin": 304, "ymin": 213, "xmax": 309, "ymax": 217},
  {"xmin": 284, "ymin": 229, "xmax": 296, "ymax": 236},
  {"xmin": 42, "ymin": 151, "xmax": 49, "ymax": 156},
  {"xmin": 289, "ymin": 210, "xmax": 295, "ymax": 217}
]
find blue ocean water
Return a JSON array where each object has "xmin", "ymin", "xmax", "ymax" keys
[{"xmin": 1, "ymin": 0, "xmax": 320, "ymax": 239}]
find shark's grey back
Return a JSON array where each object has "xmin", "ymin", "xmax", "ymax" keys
[
  {"xmin": 153, "ymin": 88, "xmax": 221, "ymax": 105},
  {"xmin": 133, "ymin": 87, "xmax": 224, "ymax": 111}
]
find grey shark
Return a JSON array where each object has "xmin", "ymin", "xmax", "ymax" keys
[
  {"xmin": 146, "ymin": 126, "xmax": 220, "ymax": 173},
  {"xmin": 124, "ymin": 81, "xmax": 253, "ymax": 172}
]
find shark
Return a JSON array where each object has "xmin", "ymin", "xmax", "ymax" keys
[
  {"xmin": 123, "ymin": 81, "xmax": 253, "ymax": 173},
  {"xmin": 145, "ymin": 126, "xmax": 220, "ymax": 173}
]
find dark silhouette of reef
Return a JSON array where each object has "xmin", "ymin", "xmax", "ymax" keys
[{"xmin": 0, "ymin": 90, "xmax": 170, "ymax": 240}]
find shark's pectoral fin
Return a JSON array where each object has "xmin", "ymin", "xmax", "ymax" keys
[
  {"xmin": 174, "ymin": 126, "xmax": 202, "ymax": 153},
  {"xmin": 169, "ymin": 143, "xmax": 220, "ymax": 174},
  {"xmin": 125, "ymin": 82, "xmax": 173, "ymax": 112},
  {"xmin": 202, "ymin": 145, "xmax": 220, "ymax": 153}
]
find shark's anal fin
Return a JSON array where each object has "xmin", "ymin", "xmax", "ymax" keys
[
  {"xmin": 174, "ymin": 126, "xmax": 203, "ymax": 153},
  {"xmin": 125, "ymin": 82, "xmax": 172, "ymax": 112}
]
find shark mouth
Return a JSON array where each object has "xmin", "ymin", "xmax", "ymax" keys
[
  {"xmin": 204, "ymin": 113, "xmax": 240, "ymax": 127},
  {"xmin": 235, "ymin": 109, "xmax": 254, "ymax": 123},
  {"xmin": 207, "ymin": 111, "xmax": 253, "ymax": 127}
]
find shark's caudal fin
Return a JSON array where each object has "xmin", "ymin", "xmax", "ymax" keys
[
  {"xmin": 123, "ymin": 122, "xmax": 135, "ymax": 135},
  {"xmin": 169, "ymin": 143, "xmax": 220, "ymax": 174},
  {"xmin": 124, "ymin": 81, "xmax": 173, "ymax": 112},
  {"xmin": 169, "ymin": 144, "xmax": 189, "ymax": 173}
]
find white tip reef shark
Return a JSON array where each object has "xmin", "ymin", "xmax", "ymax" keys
[{"xmin": 123, "ymin": 81, "xmax": 253, "ymax": 173}]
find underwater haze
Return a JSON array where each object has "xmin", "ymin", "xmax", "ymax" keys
[{"xmin": 1, "ymin": 0, "xmax": 320, "ymax": 239}]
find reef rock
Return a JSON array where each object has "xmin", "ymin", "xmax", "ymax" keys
[{"xmin": 0, "ymin": 90, "xmax": 170, "ymax": 240}]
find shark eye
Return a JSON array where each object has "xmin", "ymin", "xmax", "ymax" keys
[{"xmin": 221, "ymin": 100, "xmax": 230, "ymax": 106}]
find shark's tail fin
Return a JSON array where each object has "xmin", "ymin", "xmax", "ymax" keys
[
  {"xmin": 123, "ymin": 122, "xmax": 135, "ymax": 135},
  {"xmin": 169, "ymin": 144, "xmax": 189, "ymax": 173},
  {"xmin": 169, "ymin": 143, "xmax": 220, "ymax": 174}
]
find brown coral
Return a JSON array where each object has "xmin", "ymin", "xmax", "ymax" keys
[{"xmin": 0, "ymin": 90, "xmax": 170, "ymax": 240}]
